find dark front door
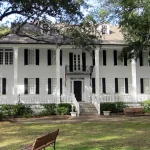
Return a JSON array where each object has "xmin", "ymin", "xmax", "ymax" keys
[{"xmin": 74, "ymin": 81, "xmax": 82, "ymax": 101}]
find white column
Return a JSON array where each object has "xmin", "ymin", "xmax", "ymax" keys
[
  {"xmin": 95, "ymin": 47, "xmax": 100, "ymax": 114},
  {"xmin": 56, "ymin": 46, "xmax": 60, "ymax": 103},
  {"xmin": 131, "ymin": 59, "xmax": 137, "ymax": 102},
  {"xmin": 14, "ymin": 47, "xmax": 18, "ymax": 96}
]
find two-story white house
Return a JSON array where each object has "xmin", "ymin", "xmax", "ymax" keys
[{"xmin": 0, "ymin": 24, "xmax": 149, "ymax": 115}]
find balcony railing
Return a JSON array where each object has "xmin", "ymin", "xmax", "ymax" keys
[{"xmin": 65, "ymin": 65, "xmax": 93, "ymax": 75}]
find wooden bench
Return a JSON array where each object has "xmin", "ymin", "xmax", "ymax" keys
[
  {"xmin": 123, "ymin": 108, "xmax": 144, "ymax": 115},
  {"xmin": 20, "ymin": 129, "xmax": 59, "ymax": 150}
]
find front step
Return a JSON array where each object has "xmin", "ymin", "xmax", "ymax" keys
[{"xmin": 79, "ymin": 102, "xmax": 98, "ymax": 116}]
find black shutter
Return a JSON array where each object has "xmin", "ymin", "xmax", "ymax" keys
[
  {"xmin": 92, "ymin": 78, "xmax": 95, "ymax": 93},
  {"xmin": 2, "ymin": 78, "xmax": 6, "ymax": 95},
  {"xmin": 140, "ymin": 78, "xmax": 144, "ymax": 93},
  {"xmin": 139, "ymin": 51, "xmax": 143, "ymax": 66},
  {"xmin": 48, "ymin": 49, "xmax": 51, "ymax": 65},
  {"xmin": 114, "ymin": 50, "xmax": 117, "ymax": 65},
  {"xmin": 36, "ymin": 78, "xmax": 39, "ymax": 94},
  {"xmin": 115, "ymin": 78, "xmax": 118, "ymax": 93},
  {"xmin": 60, "ymin": 50, "xmax": 62, "ymax": 66},
  {"xmin": 60, "ymin": 78, "xmax": 62, "ymax": 95},
  {"xmin": 124, "ymin": 53, "xmax": 127, "ymax": 66},
  {"xmin": 24, "ymin": 78, "xmax": 28, "ymax": 94},
  {"xmin": 125, "ymin": 78, "xmax": 128, "ymax": 93},
  {"xmin": 92, "ymin": 50, "xmax": 95, "ymax": 66},
  {"xmin": 103, "ymin": 50, "xmax": 106, "ymax": 66},
  {"xmin": 82, "ymin": 52, "xmax": 86, "ymax": 71},
  {"xmin": 69, "ymin": 53, "xmax": 73, "ymax": 72},
  {"xmin": 24, "ymin": 49, "xmax": 28, "ymax": 65},
  {"xmin": 102, "ymin": 78, "xmax": 106, "ymax": 93},
  {"xmin": 36, "ymin": 49, "xmax": 39, "ymax": 65},
  {"xmin": 48, "ymin": 78, "xmax": 51, "ymax": 94}
]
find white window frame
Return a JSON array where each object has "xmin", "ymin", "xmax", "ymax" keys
[
  {"xmin": 0, "ymin": 49, "xmax": 13, "ymax": 65},
  {"xmin": 143, "ymin": 78, "xmax": 150, "ymax": 94},
  {"xmin": 118, "ymin": 78, "xmax": 125, "ymax": 94},
  {"xmin": 28, "ymin": 50, "xmax": 35, "ymax": 65},
  {"xmin": 51, "ymin": 50, "xmax": 56, "ymax": 65},
  {"xmin": 51, "ymin": 78, "xmax": 56, "ymax": 94},
  {"xmin": 117, "ymin": 51, "xmax": 123, "ymax": 66},
  {"xmin": 28, "ymin": 78, "xmax": 36, "ymax": 94}
]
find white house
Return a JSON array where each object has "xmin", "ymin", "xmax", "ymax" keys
[{"xmin": 0, "ymin": 24, "xmax": 149, "ymax": 115}]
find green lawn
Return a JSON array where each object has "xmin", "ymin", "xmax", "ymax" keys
[{"xmin": 1, "ymin": 116, "xmax": 150, "ymax": 150}]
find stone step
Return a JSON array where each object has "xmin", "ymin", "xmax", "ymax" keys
[{"xmin": 80, "ymin": 112, "xmax": 98, "ymax": 116}]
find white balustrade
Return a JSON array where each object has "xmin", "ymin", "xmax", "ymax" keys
[
  {"xmin": 92, "ymin": 94, "xmax": 100, "ymax": 114},
  {"xmin": 61, "ymin": 95, "xmax": 73, "ymax": 103}
]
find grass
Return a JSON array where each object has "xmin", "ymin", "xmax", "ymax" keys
[{"xmin": 1, "ymin": 116, "xmax": 150, "ymax": 150}]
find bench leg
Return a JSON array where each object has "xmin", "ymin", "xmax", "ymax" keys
[{"xmin": 53, "ymin": 142, "xmax": 56, "ymax": 150}]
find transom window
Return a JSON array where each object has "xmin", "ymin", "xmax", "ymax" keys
[
  {"xmin": 28, "ymin": 50, "xmax": 35, "ymax": 65},
  {"xmin": 28, "ymin": 78, "xmax": 36, "ymax": 94},
  {"xmin": 0, "ymin": 49, "xmax": 13, "ymax": 65}
]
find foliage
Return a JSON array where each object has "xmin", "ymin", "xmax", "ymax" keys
[
  {"xmin": 101, "ymin": 102, "xmax": 126, "ymax": 114},
  {"xmin": 41, "ymin": 104, "xmax": 57, "ymax": 116},
  {"xmin": 0, "ymin": 103, "xmax": 33, "ymax": 118},
  {"xmin": 107, "ymin": 0, "xmax": 150, "ymax": 59},
  {"xmin": 141, "ymin": 100, "xmax": 150, "ymax": 113},
  {"xmin": 56, "ymin": 103, "xmax": 72, "ymax": 115}
]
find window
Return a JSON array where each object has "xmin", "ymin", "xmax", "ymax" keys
[
  {"xmin": 28, "ymin": 50, "xmax": 35, "ymax": 65},
  {"xmin": 24, "ymin": 78, "xmax": 39, "ymax": 94},
  {"xmin": 115, "ymin": 78, "xmax": 128, "ymax": 94},
  {"xmin": 114, "ymin": 50, "xmax": 127, "ymax": 66},
  {"xmin": 143, "ymin": 52, "xmax": 149, "ymax": 66},
  {"xmin": 140, "ymin": 78, "xmax": 150, "ymax": 94},
  {"xmin": 0, "ymin": 49, "xmax": 13, "ymax": 65},
  {"xmin": 51, "ymin": 78, "xmax": 56, "ymax": 94},
  {"xmin": 0, "ymin": 78, "xmax": 6, "ymax": 95},
  {"xmin": 51, "ymin": 50, "xmax": 56, "ymax": 65},
  {"xmin": 28, "ymin": 78, "xmax": 36, "ymax": 94},
  {"xmin": 99, "ymin": 78, "xmax": 106, "ymax": 93},
  {"xmin": 118, "ymin": 78, "xmax": 125, "ymax": 94}
]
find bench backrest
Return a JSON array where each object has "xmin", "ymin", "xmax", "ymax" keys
[{"xmin": 32, "ymin": 129, "xmax": 59, "ymax": 150}]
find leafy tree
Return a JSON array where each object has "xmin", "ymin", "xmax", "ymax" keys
[{"xmin": 107, "ymin": 0, "xmax": 150, "ymax": 59}]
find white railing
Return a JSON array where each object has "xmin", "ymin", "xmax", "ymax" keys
[
  {"xmin": 137, "ymin": 94, "xmax": 150, "ymax": 102},
  {"xmin": 92, "ymin": 94, "xmax": 100, "ymax": 114},
  {"xmin": 61, "ymin": 95, "xmax": 73, "ymax": 103},
  {"xmin": 72, "ymin": 94, "xmax": 80, "ymax": 116},
  {"xmin": 19, "ymin": 95, "xmax": 58, "ymax": 104},
  {"xmin": 0, "ymin": 96, "xmax": 18, "ymax": 105},
  {"xmin": 99, "ymin": 94, "xmax": 132, "ymax": 103}
]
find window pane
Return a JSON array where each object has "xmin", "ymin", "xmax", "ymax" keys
[
  {"xmin": 28, "ymin": 78, "xmax": 35, "ymax": 94},
  {"xmin": 118, "ymin": 78, "xmax": 124, "ymax": 94},
  {"xmin": 51, "ymin": 78, "xmax": 56, "ymax": 94},
  {"xmin": 28, "ymin": 50, "xmax": 35, "ymax": 65},
  {"xmin": 143, "ymin": 52, "xmax": 148, "ymax": 66},
  {"xmin": 144, "ymin": 78, "xmax": 149, "ymax": 94},
  {"xmin": 0, "ymin": 50, "xmax": 3, "ymax": 65},
  {"xmin": 117, "ymin": 51, "xmax": 123, "ymax": 66},
  {"xmin": 51, "ymin": 50, "xmax": 56, "ymax": 65}
]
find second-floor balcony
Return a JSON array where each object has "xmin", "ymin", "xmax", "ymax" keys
[{"xmin": 65, "ymin": 65, "xmax": 93, "ymax": 75}]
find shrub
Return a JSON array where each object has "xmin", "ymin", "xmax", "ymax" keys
[
  {"xmin": 115, "ymin": 102, "xmax": 126, "ymax": 112},
  {"xmin": 101, "ymin": 102, "xmax": 126, "ymax": 114},
  {"xmin": 0, "ymin": 111, "xmax": 3, "ymax": 120},
  {"xmin": 41, "ymin": 104, "xmax": 57, "ymax": 115},
  {"xmin": 141, "ymin": 100, "xmax": 150, "ymax": 113},
  {"xmin": 56, "ymin": 103, "xmax": 72, "ymax": 115},
  {"xmin": 0, "ymin": 103, "xmax": 33, "ymax": 118}
]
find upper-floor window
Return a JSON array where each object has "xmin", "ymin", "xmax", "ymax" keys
[
  {"xmin": 0, "ymin": 49, "xmax": 13, "ymax": 65},
  {"xmin": 24, "ymin": 49, "xmax": 39, "ymax": 65},
  {"xmin": 99, "ymin": 50, "xmax": 106, "ymax": 66},
  {"xmin": 114, "ymin": 50, "xmax": 127, "ymax": 66},
  {"xmin": 139, "ymin": 51, "xmax": 150, "ymax": 66}
]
